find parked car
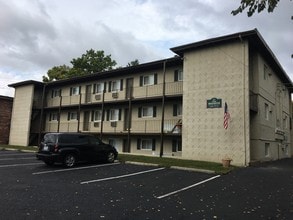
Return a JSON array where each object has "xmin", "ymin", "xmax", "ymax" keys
[{"xmin": 36, "ymin": 133, "xmax": 118, "ymax": 167}]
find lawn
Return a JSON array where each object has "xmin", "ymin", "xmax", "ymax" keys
[{"xmin": 0, "ymin": 145, "xmax": 234, "ymax": 174}]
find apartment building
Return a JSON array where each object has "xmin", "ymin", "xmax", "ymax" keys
[{"xmin": 8, "ymin": 29, "xmax": 293, "ymax": 166}]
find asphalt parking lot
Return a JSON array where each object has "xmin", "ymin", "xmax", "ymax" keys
[{"xmin": 0, "ymin": 150, "xmax": 292, "ymax": 220}]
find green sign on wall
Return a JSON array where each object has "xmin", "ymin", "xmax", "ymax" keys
[{"xmin": 207, "ymin": 98, "xmax": 222, "ymax": 108}]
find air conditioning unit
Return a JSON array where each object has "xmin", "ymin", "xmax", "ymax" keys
[
  {"xmin": 95, "ymin": 94, "xmax": 101, "ymax": 100},
  {"xmin": 111, "ymin": 121, "xmax": 117, "ymax": 127},
  {"xmin": 94, "ymin": 122, "xmax": 100, "ymax": 127},
  {"xmin": 112, "ymin": 92, "xmax": 118, "ymax": 98}
]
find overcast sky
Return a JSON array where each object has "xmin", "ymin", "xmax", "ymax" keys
[{"xmin": 0, "ymin": 0, "xmax": 292, "ymax": 97}]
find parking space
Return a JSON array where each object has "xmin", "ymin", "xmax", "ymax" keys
[{"xmin": 0, "ymin": 150, "xmax": 292, "ymax": 219}]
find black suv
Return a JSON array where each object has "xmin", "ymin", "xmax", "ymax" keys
[{"xmin": 36, "ymin": 133, "xmax": 118, "ymax": 167}]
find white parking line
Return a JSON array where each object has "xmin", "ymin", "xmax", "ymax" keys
[
  {"xmin": 0, "ymin": 163, "xmax": 43, "ymax": 168},
  {"xmin": 32, "ymin": 162, "xmax": 120, "ymax": 175},
  {"xmin": 0, "ymin": 157, "xmax": 36, "ymax": 161},
  {"xmin": 156, "ymin": 175, "xmax": 221, "ymax": 199},
  {"xmin": 81, "ymin": 167, "xmax": 166, "ymax": 184}
]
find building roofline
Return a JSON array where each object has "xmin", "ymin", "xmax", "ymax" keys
[
  {"xmin": 0, "ymin": 95, "xmax": 13, "ymax": 100},
  {"xmin": 171, "ymin": 28, "xmax": 293, "ymax": 92},
  {"xmin": 45, "ymin": 56, "xmax": 182, "ymax": 87},
  {"xmin": 8, "ymin": 80, "xmax": 44, "ymax": 88}
]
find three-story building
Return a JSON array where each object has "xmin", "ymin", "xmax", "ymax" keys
[{"xmin": 8, "ymin": 29, "xmax": 293, "ymax": 166}]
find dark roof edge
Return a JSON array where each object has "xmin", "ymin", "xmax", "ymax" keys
[
  {"xmin": 0, "ymin": 95, "xmax": 13, "ymax": 100},
  {"xmin": 8, "ymin": 80, "xmax": 44, "ymax": 88}
]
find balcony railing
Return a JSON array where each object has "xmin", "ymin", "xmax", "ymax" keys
[
  {"xmin": 45, "ymin": 81, "xmax": 183, "ymax": 107},
  {"xmin": 44, "ymin": 118, "xmax": 182, "ymax": 134}
]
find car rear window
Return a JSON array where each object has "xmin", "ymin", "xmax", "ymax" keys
[{"xmin": 43, "ymin": 134, "xmax": 57, "ymax": 144}]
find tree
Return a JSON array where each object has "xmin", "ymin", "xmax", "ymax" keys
[
  {"xmin": 232, "ymin": 0, "xmax": 280, "ymax": 17},
  {"xmin": 42, "ymin": 49, "xmax": 117, "ymax": 82},
  {"xmin": 127, "ymin": 59, "xmax": 140, "ymax": 67},
  {"xmin": 42, "ymin": 65, "xmax": 72, "ymax": 82},
  {"xmin": 70, "ymin": 49, "xmax": 117, "ymax": 74}
]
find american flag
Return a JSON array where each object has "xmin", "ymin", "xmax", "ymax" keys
[{"xmin": 224, "ymin": 102, "xmax": 230, "ymax": 129}]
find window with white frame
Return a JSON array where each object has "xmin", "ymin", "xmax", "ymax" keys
[
  {"xmin": 111, "ymin": 80, "xmax": 120, "ymax": 92},
  {"xmin": 52, "ymin": 89, "xmax": 61, "ymax": 98},
  {"xmin": 95, "ymin": 83, "xmax": 104, "ymax": 94},
  {"xmin": 173, "ymin": 103, "xmax": 182, "ymax": 116},
  {"xmin": 68, "ymin": 112, "xmax": 78, "ymax": 120},
  {"xmin": 94, "ymin": 110, "xmax": 102, "ymax": 122},
  {"xmin": 71, "ymin": 86, "xmax": 80, "ymax": 96},
  {"xmin": 50, "ymin": 113, "xmax": 59, "ymax": 121},
  {"xmin": 110, "ymin": 109, "xmax": 119, "ymax": 121},
  {"xmin": 174, "ymin": 69, "xmax": 183, "ymax": 81},
  {"xmin": 140, "ymin": 73, "xmax": 158, "ymax": 86},
  {"xmin": 142, "ymin": 107, "xmax": 153, "ymax": 117}
]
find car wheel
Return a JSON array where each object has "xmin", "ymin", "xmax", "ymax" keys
[
  {"xmin": 44, "ymin": 161, "xmax": 54, "ymax": 166},
  {"xmin": 106, "ymin": 151, "xmax": 115, "ymax": 163},
  {"xmin": 63, "ymin": 154, "xmax": 76, "ymax": 168}
]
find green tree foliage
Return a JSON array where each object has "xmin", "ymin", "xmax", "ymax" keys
[
  {"xmin": 42, "ymin": 65, "xmax": 71, "ymax": 82},
  {"xmin": 232, "ymin": 0, "xmax": 280, "ymax": 17},
  {"xmin": 127, "ymin": 59, "xmax": 140, "ymax": 67},
  {"xmin": 42, "ymin": 49, "xmax": 117, "ymax": 82},
  {"xmin": 70, "ymin": 49, "xmax": 117, "ymax": 74}
]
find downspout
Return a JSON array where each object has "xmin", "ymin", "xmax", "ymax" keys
[
  {"xmin": 160, "ymin": 60, "xmax": 167, "ymax": 157},
  {"xmin": 100, "ymin": 89, "xmax": 105, "ymax": 139}
]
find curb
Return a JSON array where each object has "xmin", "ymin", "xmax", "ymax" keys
[{"xmin": 124, "ymin": 161, "xmax": 215, "ymax": 174}]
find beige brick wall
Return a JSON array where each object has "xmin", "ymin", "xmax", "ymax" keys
[
  {"xmin": 9, "ymin": 85, "xmax": 34, "ymax": 146},
  {"xmin": 182, "ymin": 41, "xmax": 250, "ymax": 166}
]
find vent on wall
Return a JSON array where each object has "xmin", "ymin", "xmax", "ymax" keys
[
  {"xmin": 112, "ymin": 92, "xmax": 118, "ymax": 98},
  {"xmin": 111, "ymin": 121, "xmax": 117, "ymax": 127},
  {"xmin": 95, "ymin": 94, "xmax": 101, "ymax": 100}
]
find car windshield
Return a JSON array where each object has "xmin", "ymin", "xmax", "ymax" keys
[{"xmin": 43, "ymin": 134, "xmax": 57, "ymax": 144}]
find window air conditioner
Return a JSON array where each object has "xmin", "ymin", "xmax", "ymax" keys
[
  {"xmin": 95, "ymin": 94, "xmax": 101, "ymax": 100},
  {"xmin": 112, "ymin": 92, "xmax": 118, "ymax": 98},
  {"xmin": 111, "ymin": 121, "xmax": 117, "ymax": 127},
  {"xmin": 94, "ymin": 122, "xmax": 100, "ymax": 127}
]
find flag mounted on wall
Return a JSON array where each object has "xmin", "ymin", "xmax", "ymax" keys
[{"xmin": 224, "ymin": 102, "xmax": 230, "ymax": 129}]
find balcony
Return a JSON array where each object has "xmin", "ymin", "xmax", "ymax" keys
[{"xmin": 45, "ymin": 81, "xmax": 183, "ymax": 108}]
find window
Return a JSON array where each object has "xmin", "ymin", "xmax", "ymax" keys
[
  {"xmin": 140, "ymin": 74, "xmax": 157, "ymax": 86},
  {"xmin": 68, "ymin": 112, "xmax": 78, "ymax": 120},
  {"xmin": 49, "ymin": 113, "xmax": 59, "ymax": 121},
  {"xmin": 138, "ymin": 106, "xmax": 156, "ymax": 118},
  {"xmin": 108, "ymin": 80, "xmax": 122, "ymax": 92},
  {"xmin": 265, "ymin": 143, "xmax": 270, "ymax": 157},
  {"xmin": 70, "ymin": 86, "xmax": 80, "ymax": 96},
  {"xmin": 95, "ymin": 83, "xmax": 104, "ymax": 94},
  {"xmin": 137, "ymin": 139, "xmax": 155, "ymax": 151},
  {"xmin": 172, "ymin": 139, "xmax": 182, "ymax": 152},
  {"xmin": 94, "ymin": 110, "xmax": 102, "ymax": 122},
  {"xmin": 283, "ymin": 115, "xmax": 288, "ymax": 129},
  {"xmin": 173, "ymin": 104, "xmax": 182, "ymax": 116},
  {"xmin": 51, "ymin": 89, "xmax": 61, "ymax": 98},
  {"xmin": 264, "ymin": 64, "xmax": 270, "ymax": 80},
  {"xmin": 174, "ymin": 69, "xmax": 183, "ymax": 81},
  {"xmin": 265, "ymin": 103, "xmax": 269, "ymax": 120},
  {"xmin": 110, "ymin": 109, "xmax": 119, "ymax": 121}
]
